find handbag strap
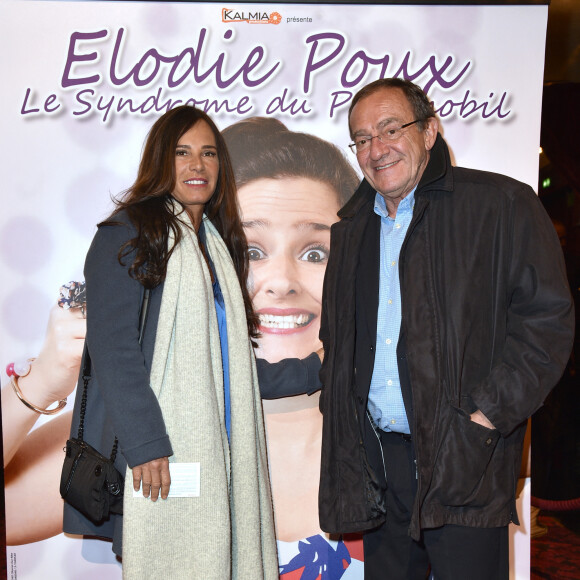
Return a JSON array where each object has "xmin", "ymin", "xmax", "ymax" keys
[{"xmin": 77, "ymin": 288, "xmax": 151, "ymax": 463}]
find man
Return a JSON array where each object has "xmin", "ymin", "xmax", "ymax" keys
[{"xmin": 318, "ymin": 78, "xmax": 574, "ymax": 579}]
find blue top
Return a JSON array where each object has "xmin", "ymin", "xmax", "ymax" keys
[
  {"xmin": 200, "ymin": 224, "xmax": 231, "ymax": 441},
  {"xmin": 213, "ymin": 276, "xmax": 231, "ymax": 440},
  {"xmin": 367, "ymin": 189, "xmax": 415, "ymax": 434}
]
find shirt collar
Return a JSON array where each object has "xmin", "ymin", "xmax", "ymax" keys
[{"xmin": 373, "ymin": 187, "xmax": 416, "ymax": 219}]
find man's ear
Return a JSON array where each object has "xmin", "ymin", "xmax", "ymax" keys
[{"xmin": 423, "ymin": 117, "xmax": 439, "ymax": 151}]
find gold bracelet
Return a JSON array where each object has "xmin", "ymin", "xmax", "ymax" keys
[{"xmin": 10, "ymin": 375, "xmax": 67, "ymax": 415}]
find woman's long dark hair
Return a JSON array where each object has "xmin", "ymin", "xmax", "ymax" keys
[{"xmin": 103, "ymin": 105, "xmax": 258, "ymax": 338}]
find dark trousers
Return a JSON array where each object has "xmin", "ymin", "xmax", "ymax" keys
[{"xmin": 363, "ymin": 421, "xmax": 509, "ymax": 580}]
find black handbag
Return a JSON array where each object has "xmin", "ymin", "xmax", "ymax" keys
[
  {"xmin": 60, "ymin": 435, "xmax": 124, "ymax": 524},
  {"xmin": 60, "ymin": 289, "xmax": 150, "ymax": 524}
]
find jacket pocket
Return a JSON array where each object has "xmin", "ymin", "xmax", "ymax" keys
[{"xmin": 431, "ymin": 405, "xmax": 501, "ymax": 508}]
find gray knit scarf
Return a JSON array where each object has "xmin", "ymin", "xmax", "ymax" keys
[{"xmin": 122, "ymin": 213, "xmax": 278, "ymax": 579}]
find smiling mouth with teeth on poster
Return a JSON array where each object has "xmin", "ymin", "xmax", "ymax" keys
[{"xmin": 258, "ymin": 311, "xmax": 315, "ymax": 332}]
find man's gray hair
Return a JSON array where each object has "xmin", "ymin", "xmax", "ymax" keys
[{"xmin": 348, "ymin": 78, "xmax": 436, "ymax": 138}]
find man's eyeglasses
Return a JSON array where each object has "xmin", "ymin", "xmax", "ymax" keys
[{"xmin": 348, "ymin": 119, "xmax": 422, "ymax": 154}]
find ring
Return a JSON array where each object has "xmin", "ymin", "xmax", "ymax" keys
[{"xmin": 58, "ymin": 281, "xmax": 87, "ymax": 316}]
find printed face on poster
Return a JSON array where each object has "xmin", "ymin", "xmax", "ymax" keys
[{"xmin": 1, "ymin": 1, "xmax": 545, "ymax": 578}]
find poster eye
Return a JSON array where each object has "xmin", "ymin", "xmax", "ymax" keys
[{"xmin": 248, "ymin": 247, "xmax": 265, "ymax": 261}]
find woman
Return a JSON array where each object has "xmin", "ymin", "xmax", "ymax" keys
[
  {"xmin": 223, "ymin": 118, "xmax": 364, "ymax": 579},
  {"xmin": 55, "ymin": 106, "xmax": 276, "ymax": 578},
  {"xmin": 2, "ymin": 115, "xmax": 359, "ymax": 578}
]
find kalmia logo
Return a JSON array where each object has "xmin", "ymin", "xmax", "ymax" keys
[{"xmin": 222, "ymin": 9, "xmax": 282, "ymax": 24}]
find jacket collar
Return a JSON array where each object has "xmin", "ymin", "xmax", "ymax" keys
[
  {"xmin": 338, "ymin": 133, "xmax": 453, "ymax": 220},
  {"xmin": 416, "ymin": 132, "xmax": 453, "ymax": 194}
]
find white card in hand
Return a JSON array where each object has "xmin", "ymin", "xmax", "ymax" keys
[{"xmin": 132, "ymin": 462, "xmax": 200, "ymax": 498}]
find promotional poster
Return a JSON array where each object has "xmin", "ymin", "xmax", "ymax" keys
[{"xmin": 1, "ymin": 1, "xmax": 546, "ymax": 578}]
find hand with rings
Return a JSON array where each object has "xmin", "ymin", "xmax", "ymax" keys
[
  {"xmin": 8, "ymin": 282, "xmax": 87, "ymax": 415},
  {"xmin": 30, "ymin": 282, "xmax": 87, "ymax": 403}
]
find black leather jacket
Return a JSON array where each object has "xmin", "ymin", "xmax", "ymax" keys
[{"xmin": 318, "ymin": 134, "xmax": 574, "ymax": 539}]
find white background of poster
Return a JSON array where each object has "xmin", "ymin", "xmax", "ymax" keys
[{"xmin": 0, "ymin": 1, "xmax": 546, "ymax": 578}]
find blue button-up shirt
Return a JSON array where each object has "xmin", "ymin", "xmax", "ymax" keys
[{"xmin": 367, "ymin": 189, "xmax": 415, "ymax": 434}]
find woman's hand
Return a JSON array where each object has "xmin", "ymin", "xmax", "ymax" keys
[
  {"xmin": 32, "ymin": 304, "xmax": 86, "ymax": 403},
  {"xmin": 2, "ymin": 304, "xmax": 86, "ymax": 467},
  {"xmin": 132, "ymin": 456, "xmax": 171, "ymax": 501}
]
